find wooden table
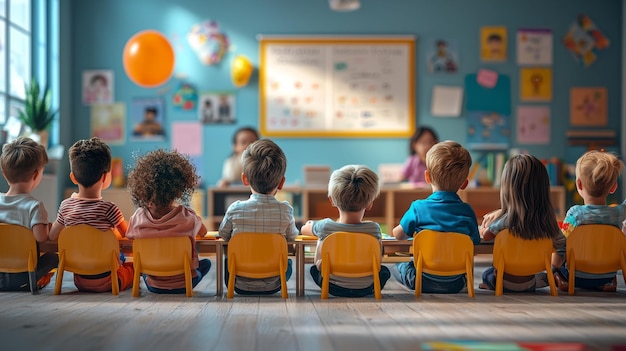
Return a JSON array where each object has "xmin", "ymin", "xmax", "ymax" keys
[{"xmin": 40, "ymin": 237, "xmax": 226, "ymax": 296}]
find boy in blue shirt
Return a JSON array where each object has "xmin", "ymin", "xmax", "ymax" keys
[{"xmin": 392, "ymin": 140, "xmax": 480, "ymax": 293}]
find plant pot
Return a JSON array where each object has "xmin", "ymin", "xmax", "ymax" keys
[{"xmin": 29, "ymin": 130, "xmax": 49, "ymax": 149}]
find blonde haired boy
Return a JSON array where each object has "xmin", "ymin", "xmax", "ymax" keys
[
  {"xmin": 301, "ymin": 164, "xmax": 391, "ymax": 297},
  {"xmin": 392, "ymin": 140, "xmax": 480, "ymax": 293}
]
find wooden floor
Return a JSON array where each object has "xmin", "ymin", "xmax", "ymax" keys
[{"xmin": 1, "ymin": 255, "xmax": 625, "ymax": 351}]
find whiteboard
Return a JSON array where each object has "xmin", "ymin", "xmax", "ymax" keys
[{"xmin": 259, "ymin": 36, "xmax": 415, "ymax": 138}]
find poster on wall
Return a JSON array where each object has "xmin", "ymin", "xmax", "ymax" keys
[
  {"xmin": 90, "ymin": 103, "xmax": 125, "ymax": 145},
  {"xmin": 130, "ymin": 97, "xmax": 166, "ymax": 141},
  {"xmin": 427, "ymin": 39, "xmax": 458, "ymax": 73},
  {"xmin": 82, "ymin": 70, "xmax": 113, "ymax": 105},
  {"xmin": 570, "ymin": 87, "xmax": 607, "ymax": 126},
  {"xmin": 199, "ymin": 92, "xmax": 236, "ymax": 124},
  {"xmin": 466, "ymin": 111, "xmax": 510, "ymax": 150},
  {"xmin": 517, "ymin": 106, "xmax": 550, "ymax": 144},
  {"xmin": 259, "ymin": 36, "xmax": 415, "ymax": 137},
  {"xmin": 517, "ymin": 29, "xmax": 553, "ymax": 65},
  {"xmin": 520, "ymin": 68, "xmax": 552, "ymax": 102},
  {"xmin": 563, "ymin": 14, "xmax": 609, "ymax": 67},
  {"xmin": 480, "ymin": 27, "xmax": 507, "ymax": 62}
]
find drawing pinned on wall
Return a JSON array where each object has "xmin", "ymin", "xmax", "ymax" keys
[
  {"xmin": 431, "ymin": 86, "xmax": 463, "ymax": 117},
  {"xmin": 563, "ymin": 14, "xmax": 609, "ymax": 67},
  {"xmin": 83, "ymin": 70, "xmax": 113, "ymax": 105},
  {"xmin": 172, "ymin": 82, "xmax": 198, "ymax": 111},
  {"xmin": 517, "ymin": 106, "xmax": 550, "ymax": 144},
  {"xmin": 520, "ymin": 68, "xmax": 552, "ymax": 102},
  {"xmin": 517, "ymin": 29, "xmax": 553, "ymax": 65},
  {"xmin": 90, "ymin": 103, "xmax": 125, "ymax": 145},
  {"xmin": 199, "ymin": 92, "xmax": 236, "ymax": 124},
  {"xmin": 466, "ymin": 111, "xmax": 510, "ymax": 150},
  {"xmin": 131, "ymin": 97, "xmax": 165, "ymax": 141},
  {"xmin": 480, "ymin": 27, "xmax": 507, "ymax": 62},
  {"xmin": 427, "ymin": 39, "xmax": 458, "ymax": 73},
  {"xmin": 570, "ymin": 87, "xmax": 607, "ymax": 126},
  {"xmin": 187, "ymin": 20, "xmax": 229, "ymax": 65}
]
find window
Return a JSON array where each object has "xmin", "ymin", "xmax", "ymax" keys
[{"xmin": 0, "ymin": 0, "xmax": 31, "ymax": 140}]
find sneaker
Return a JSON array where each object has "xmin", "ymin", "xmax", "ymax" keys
[
  {"xmin": 37, "ymin": 272, "xmax": 55, "ymax": 290},
  {"xmin": 598, "ymin": 277, "xmax": 617, "ymax": 292},
  {"xmin": 553, "ymin": 271, "xmax": 569, "ymax": 292}
]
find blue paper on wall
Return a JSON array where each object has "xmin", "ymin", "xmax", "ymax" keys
[{"xmin": 464, "ymin": 73, "xmax": 511, "ymax": 116}]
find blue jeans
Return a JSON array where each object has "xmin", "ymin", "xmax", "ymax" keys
[
  {"xmin": 310, "ymin": 264, "xmax": 391, "ymax": 297},
  {"xmin": 555, "ymin": 266, "xmax": 615, "ymax": 290},
  {"xmin": 393, "ymin": 261, "xmax": 466, "ymax": 294},
  {"xmin": 0, "ymin": 252, "xmax": 59, "ymax": 292},
  {"xmin": 143, "ymin": 258, "xmax": 211, "ymax": 294},
  {"xmin": 223, "ymin": 258, "xmax": 292, "ymax": 295}
]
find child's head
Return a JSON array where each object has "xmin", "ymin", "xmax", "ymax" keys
[
  {"xmin": 575, "ymin": 150, "xmax": 623, "ymax": 198},
  {"xmin": 425, "ymin": 140, "xmax": 471, "ymax": 192},
  {"xmin": 232, "ymin": 126, "xmax": 259, "ymax": 155},
  {"xmin": 242, "ymin": 139, "xmax": 286, "ymax": 194},
  {"xmin": 328, "ymin": 165, "xmax": 380, "ymax": 212},
  {"xmin": 409, "ymin": 126, "xmax": 438, "ymax": 161},
  {"xmin": 69, "ymin": 137, "xmax": 112, "ymax": 188},
  {"xmin": 144, "ymin": 107, "xmax": 158, "ymax": 121},
  {"xmin": 127, "ymin": 149, "xmax": 199, "ymax": 213},
  {"xmin": 0, "ymin": 136, "xmax": 48, "ymax": 183},
  {"xmin": 500, "ymin": 154, "xmax": 559, "ymax": 239}
]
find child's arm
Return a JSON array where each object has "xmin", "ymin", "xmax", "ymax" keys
[
  {"xmin": 392, "ymin": 224, "xmax": 409, "ymax": 240},
  {"xmin": 480, "ymin": 227, "xmax": 495, "ymax": 241},
  {"xmin": 49, "ymin": 221, "xmax": 63, "ymax": 241},
  {"xmin": 114, "ymin": 219, "xmax": 128, "ymax": 239},
  {"xmin": 300, "ymin": 220, "xmax": 314, "ymax": 235},
  {"xmin": 196, "ymin": 222, "xmax": 208, "ymax": 238},
  {"xmin": 32, "ymin": 223, "xmax": 49, "ymax": 242}
]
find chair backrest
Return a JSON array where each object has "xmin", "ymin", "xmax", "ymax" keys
[
  {"xmin": 493, "ymin": 229, "xmax": 554, "ymax": 276},
  {"xmin": 0, "ymin": 223, "xmax": 38, "ymax": 273},
  {"xmin": 566, "ymin": 224, "xmax": 626, "ymax": 274},
  {"xmin": 57, "ymin": 224, "xmax": 120, "ymax": 275},
  {"xmin": 132, "ymin": 236, "xmax": 192, "ymax": 276},
  {"xmin": 413, "ymin": 229, "xmax": 474, "ymax": 276},
  {"xmin": 320, "ymin": 232, "xmax": 381, "ymax": 278},
  {"xmin": 228, "ymin": 232, "xmax": 288, "ymax": 279}
]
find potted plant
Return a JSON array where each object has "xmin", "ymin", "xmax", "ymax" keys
[{"xmin": 17, "ymin": 79, "xmax": 57, "ymax": 147}]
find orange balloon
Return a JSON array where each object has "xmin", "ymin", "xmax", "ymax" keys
[{"xmin": 123, "ymin": 30, "xmax": 175, "ymax": 87}]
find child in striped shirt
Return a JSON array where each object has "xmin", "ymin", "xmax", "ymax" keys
[{"xmin": 49, "ymin": 137, "xmax": 133, "ymax": 292}]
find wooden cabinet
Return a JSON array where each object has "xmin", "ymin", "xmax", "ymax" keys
[{"xmin": 206, "ymin": 185, "xmax": 566, "ymax": 232}]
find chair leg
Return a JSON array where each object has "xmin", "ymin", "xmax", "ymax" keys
[
  {"xmin": 373, "ymin": 261, "xmax": 381, "ymax": 300},
  {"xmin": 545, "ymin": 259, "xmax": 557, "ymax": 296},
  {"xmin": 132, "ymin": 254, "xmax": 141, "ymax": 297},
  {"xmin": 28, "ymin": 271, "xmax": 38, "ymax": 295},
  {"xmin": 110, "ymin": 254, "xmax": 119, "ymax": 296},
  {"xmin": 414, "ymin": 254, "xmax": 422, "ymax": 298},
  {"xmin": 466, "ymin": 255, "xmax": 475, "ymax": 298},
  {"xmin": 227, "ymin": 256, "xmax": 235, "ymax": 298},
  {"xmin": 54, "ymin": 255, "xmax": 65, "ymax": 295},
  {"xmin": 568, "ymin": 257, "xmax": 576, "ymax": 295},
  {"xmin": 495, "ymin": 263, "xmax": 504, "ymax": 297},
  {"xmin": 184, "ymin": 256, "xmax": 192, "ymax": 297},
  {"xmin": 321, "ymin": 261, "xmax": 329, "ymax": 299},
  {"xmin": 280, "ymin": 257, "xmax": 288, "ymax": 299}
]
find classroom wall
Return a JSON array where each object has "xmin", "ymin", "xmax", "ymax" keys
[{"xmin": 62, "ymin": 0, "xmax": 622, "ymax": 187}]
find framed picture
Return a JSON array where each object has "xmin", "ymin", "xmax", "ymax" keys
[
  {"xmin": 198, "ymin": 92, "xmax": 236, "ymax": 124},
  {"xmin": 130, "ymin": 97, "xmax": 166, "ymax": 141},
  {"xmin": 90, "ymin": 103, "xmax": 125, "ymax": 145},
  {"xmin": 83, "ymin": 70, "xmax": 113, "ymax": 105}
]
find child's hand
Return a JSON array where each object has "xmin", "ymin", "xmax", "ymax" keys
[{"xmin": 481, "ymin": 209, "xmax": 501, "ymax": 229}]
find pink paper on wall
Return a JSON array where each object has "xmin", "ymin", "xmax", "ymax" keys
[
  {"xmin": 476, "ymin": 69, "xmax": 498, "ymax": 88},
  {"xmin": 172, "ymin": 122, "xmax": 203, "ymax": 156}
]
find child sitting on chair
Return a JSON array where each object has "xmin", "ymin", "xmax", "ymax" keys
[
  {"xmin": 219, "ymin": 139, "xmax": 299, "ymax": 295},
  {"xmin": 301, "ymin": 165, "xmax": 391, "ymax": 297},
  {"xmin": 392, "ymin": 141, "xmax": 481, "ymax": 293},
  {"xmin": 0, "ymin": 137, "xmax": 58, "ymax": 291},
  {"xmin": 125, "ymin": 149, "xmax": 211, "ymax": 294},
  {"xmin": 49, "ymin": 137, "xmax": 133, "ymax": 292},
  {"xmin": 554, "ymin": 150, "xmax": 624, "ymax": 292}
]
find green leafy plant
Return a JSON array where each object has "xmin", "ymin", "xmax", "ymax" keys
[{"xmin": 17, "ymin": 79, "xmax": 57, "ymax": 132}]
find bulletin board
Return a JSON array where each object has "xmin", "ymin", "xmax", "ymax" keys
[{"xmin": 259, "ymin": 36, "xmax": 415, "ymax": 138}]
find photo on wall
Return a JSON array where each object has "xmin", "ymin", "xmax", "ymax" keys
[
  {"xmin": 480, "ymin": 27, "xmax": 507, "ymax": 62},
  {"xmin": 427, "ymin": 39, "xmax": 459, "ymax": 73},
  {"xmin": 90, "ymin": 103, "xmax": 125, "ymax": 145},
  {"xmin": 82, "ymin": 70, "xmax": 113, "ymax": 105},
  {"xmin": 198, "ymin": 92, "xmax": 236, "ymax": 124},
  {"xmin": 130, "ymin": 97, "xmax": 166, "ymax": 141}
]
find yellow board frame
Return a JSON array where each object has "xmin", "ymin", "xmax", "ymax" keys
[{"xmin": 259, "ymin": 36, "xmax": 415, "ymax": 138}]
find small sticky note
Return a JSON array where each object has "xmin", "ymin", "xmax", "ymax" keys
[{"xmin": 477, "ymin": 69, "xmax": 499, "ymax": 88}]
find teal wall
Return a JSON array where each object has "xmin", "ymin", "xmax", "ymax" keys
[{"xmin": 62, "ymin": 0, "xmax": 622, "ymax": 187}]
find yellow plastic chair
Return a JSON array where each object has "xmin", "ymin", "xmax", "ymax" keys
[
  {"xmin": 54, "ymin": 225, "xmax": 120, "ymax": 295},
  {"xmin": 413, "ymin": 230, "xmax": 475, "ymax": 298},
  {"xmin": 226, "ymin": 232, "xmax": 288, "ymax": 299},
  {"xmin": 320, "ymin": 232, "xmax": 382, "ymax": 299},
  {"xmin": 0, "ymin": 224, "xmax": 40, "ymax": 294},
  {"xmin": 132, "ymin": 236, "xmax": 193, "ymax": 297},
  {"xmin": 565, "ymin": 224, "xmax": 626, "ymax": 295},
  {"xmin": 493, "ymin": 229, "xmax": 557, "ymax": 296}
]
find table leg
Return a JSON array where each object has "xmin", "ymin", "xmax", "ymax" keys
[
  {"xmin": 296, "ymin": 242, "xmax": 304, "ymax": 297},
  {"xmin": 215, "ymin": 242, "xmax": 223, "ymax": 297}
]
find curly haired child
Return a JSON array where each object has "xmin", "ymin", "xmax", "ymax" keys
[
  {"xmin": 554, "ymin": 150, "xmax": 625, "ymax": 292},
  {"xmin": 0, "ymin": 137, "xmax": 58, "ymax": 291},
  {"xmin": 125, "ymin": 149, "xmax": 211, "ymax": 294},
  {"xmin": 49, "ymin": 137, "xmax": 133, "ymax": 293}
]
